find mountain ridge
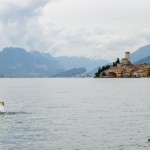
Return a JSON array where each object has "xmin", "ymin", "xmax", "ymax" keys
[
  {"xmin": 0, "ymin": 47, "xmax": 63, "ymax": 77},
  {"xmin": 53, "ymin": 67, "xmax": 89, "ymax": 77},
  {"xmin": 131, "ymin": 44, "xmax": 150, "ymax": 63},
  {"xmin": 0, "ymin": 47, "xmax": 108, "ymax": 77},
  {"xmin": 55, "ymin": 56, "xmax": 108, "ymax": 72},
  {"xmin": 1, "ymin": 44, "xmax": 150, "ymax": 77}
]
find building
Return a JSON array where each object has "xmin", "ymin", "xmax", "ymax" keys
[
  {"xmin": 122, "ymin": 52, "xmax": 130, "ymax": 65},
  {"xmin": 99, "ymin": 52, "xmax": 150, "ymax": 78},
  {"xmin": 125, "ymin": 52, "xmax": 130, "ymax": 62}
]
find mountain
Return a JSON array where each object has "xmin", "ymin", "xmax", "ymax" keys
[
  {"xmin": 0, "ymin": 47, "xmax": 108, "ymax": 77},
  {"xmin": 0, "ymin": 47, "xmax": 63, "ymax": 77},
  {"xmin": 53, "ymin": 68, "xmax": 89, "ymax": 77},
  {"xmin": 134, "ymin": 55, "xmax": 150, "ymax": 64},
  {"xmin": 55, "ymin": 56, "xmax": 108, "ymax": 72},
  {"xmin": 88, "ymin": 67, "xmax": 99, "ymax": 77},
  {"xmin": 131, "ymin": 45, "xmax": 150, "ymax": 63}
]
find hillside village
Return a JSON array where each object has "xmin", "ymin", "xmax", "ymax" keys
[{"xmin": 95, "ymin": 52, "xmax": 150, "ymax": 78}]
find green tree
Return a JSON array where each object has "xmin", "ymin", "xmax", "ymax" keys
[
  {"xmin": 148, "ymin": 71, "xmax": 150, "ymax": 77},
  {"xmin": 95, "ymin": 72, "xmax": 99, "ymax": 78},
  {"xmin": 94, "ymin": 65, "xmax": 110, "ymax": 78},
  {"xmin": 98, "ymin": 67, "xmax": 102, "ymax": 74},
  {"xmin": 113, "ymin": 62, "xmax": 116, "ymax": 67},
  {"xmin": 116, "ymin": 58, "xmax": 120, "ymax": 64},
  {"xmin": 106, "ymin": 65, "xmax": 110, "ymax": 70},
  {"xmin": 102, "ymin": 66, "xmax": 106, "ymax": 71},
  {"xmin": 95, "ymin": 67, "xmax": 102, "ymax": 77}
]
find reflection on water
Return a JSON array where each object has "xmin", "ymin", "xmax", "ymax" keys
[
  {"xmin": 0, "ymin": 78, "xmax": 150, "ymax": 150},
  {"xmin": 0, "ymin": 111, "xmax": 30, "ymax": 115}
]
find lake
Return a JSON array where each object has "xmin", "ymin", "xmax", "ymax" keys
[{"xmin": 0, "ymin": 78, "xmax": 150, "ymax": 150}]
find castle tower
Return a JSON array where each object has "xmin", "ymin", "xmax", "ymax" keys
[{"xmin": 125, "ymin": 52, "xmax": 130, "ymax": 62}]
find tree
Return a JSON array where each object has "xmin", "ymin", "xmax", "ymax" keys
[
  {"xmin": 95, "ymin": 67, "xmax": 102, "ymax": 77},
  {"xmin": 95, "ymin": 72, "xmax": 99, "ymax": 78},
  {"xmin": 94, "ymin": 65, "xmax": 110, "ymax": 78},
  {"xmin": 113, "ymin": 62, "xmax": 116, "ymax": 67},
  {"xmin": 106, "ymin": 65, "xmax": 110, "ymax": 70},
  {"xmin": 116, "ymin": 58, "xmax": 120, "ymax": 64},
  {"xmin": 98, "ymin": 67, "xmax": 102, "ymax": 74},
  {"xmin": 102, "ymin": 66, "xmax": 106, "ymax": 71},
  {"xmin": 148, "ymin": 71, "xmax": 150, "ymax": 77}
]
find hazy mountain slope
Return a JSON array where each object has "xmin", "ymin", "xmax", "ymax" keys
[
  {"xmin": 0, "ymin": 47, "xmax": 63, "ymax": 77},
  {"xmin": 134, "ymin": 55, "xmax": 150, "ymax": 64},
  {"xmin": 0, "ymin": 47, "xmax": 109, "ymax": 77},
  {"xmin": 88, "ymin": 67, "xmax": 99, "ymax": 77},
  {"xmin": 55, "ymin": 56, "xmax": 108, "ymax": 72},
  {"xmin": 131, "ymin": 45, "xmax": 150, "ymax": 63},
  {"xmin": 53, "ymin": 68, "xmax": 88, "ymax": 77}
]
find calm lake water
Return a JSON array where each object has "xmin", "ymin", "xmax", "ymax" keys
[{"xmin": 0, "ymin": 78, "xmax": 150, "ymax": 150}]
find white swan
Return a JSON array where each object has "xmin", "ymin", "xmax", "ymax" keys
[{"xmin": 0, "ymin": 101, "xmax": 5, "ymax": 112}]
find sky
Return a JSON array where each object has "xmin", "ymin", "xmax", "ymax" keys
[{"xmin": 0, "ymin": 0, "xmax": 150, "ymax": 61}]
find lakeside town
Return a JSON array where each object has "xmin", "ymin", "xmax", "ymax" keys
[{"xmin": 95, "ymin": 52, "xmax": 150, "ymax": 78}]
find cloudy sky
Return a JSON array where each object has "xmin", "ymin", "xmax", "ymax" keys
[{"xmin": 0, "ymin": 0, "xmax": 150, "ymax": 61}]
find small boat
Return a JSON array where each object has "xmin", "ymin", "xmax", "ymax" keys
[{"xmin": 0, "ymin": 100, "xmax": 5, "ymax": 112}]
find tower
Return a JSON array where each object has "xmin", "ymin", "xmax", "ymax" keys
[{"xmin": 125, "ymin": 52, "xmax": 130, "ymax": 62}]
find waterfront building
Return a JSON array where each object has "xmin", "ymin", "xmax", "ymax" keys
[{"xmin": 99, "ymin": 52, "xmax": 150, "ymax": 78}]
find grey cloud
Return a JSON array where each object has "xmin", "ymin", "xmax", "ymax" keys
[
  {"xmin": 0, "ymin": 0, "xmax": 53, "ymax": 50},
  {"xmin": 105, "ymin": 39, "xmax": 136, "ymax": 51},
  {"xmin": 0, "ymin": 0, "xmax": 50, "ymax": 23},
  {"xmin": 138, "ymin": 29, "xmax": 150, "ymax": 42},
  {"xmin": 64, "ymin": 34, "xmax": 93, "ymax": 47},
  {"xmin": 0, "ymin": 0, "xmax": 150, "ymax": 61}
]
